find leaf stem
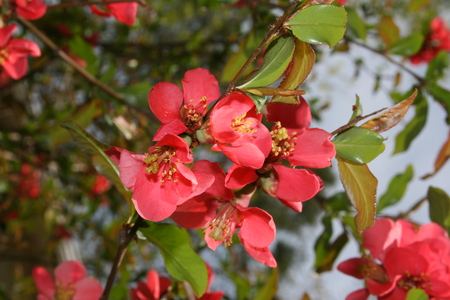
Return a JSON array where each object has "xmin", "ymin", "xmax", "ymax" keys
[
  {"xmin": 47, "ymin": 0, "xmax": 146, "ymax": 10},
  {"xmin": 331, "ymin": 107, "xmax": 386, "ymax": 136},
  {"xmin": 100, "ymin": 216, "xmax": 144, "ymax": 300}
]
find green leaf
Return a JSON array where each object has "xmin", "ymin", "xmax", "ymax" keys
[
  {"xmin": 425, "ymin": 51, "xmax": 449, "ymax": 82},
  {"xmin": 349, "ymin": 94, "xmax": 363, "ymax": 122},
  {"xmin": 113, "ymin": 82, "xmax": 153, "ymax": 110},
  {"xmin": 394, "ymin": 90, "xmax": 428, "ymax": 153},
  {"xmin": 409, "ymin": 0, "xmax": 430, "ymax": 12},
  {"xmin": 346, "ymin": 8, "xmax": 366, "ymax": 41},
  {"xmin": 285, "ymin": 5, "xmax": 347, "ymax": 48},
  {"xmin": 377, "ymin": 165, "xmax": 414, "ymax": 212},
  {"xmin": 390, "ymin": 33, "xmax": 424, "ymax": 56},
  {"xmin": 314, "ymin": 214, "xmax": 332, "ymax": 270},
  {"xmin": 271, "ymin": 38, "xmax": 315, "ymax": 104},
  {"xmin": 378, "ymin": 16, "xmax": 400, "ymax": 48},
  {"xmin": 427, "ymin": 186, "xmax": 450, "ymax": 235},
  {"xmin": 426, "ymin": 84, "xmax": 450, "ymax": 124},
  {"xmin": 60, "ymin": 121, "xmax": 133, "ymax": 214},
  {"xmin": 253, "ymin": 268, "xmax": 279, "ymax": 300},
  {"xmin": 239, "ymin": 36, "xmax": 295, "ymax": 88},
  {"xmin": 315, "ymin": 231, "xmax": 349, "ymax": 273},
  {"xmin": 68, "ymin": 35, "xmax": 98, "ymax": 74},
  {"xmin": 243, "ymin": 92, "xmax": 267, "ymax": 114},
  {"xmin": 406, "ymin": 288, "xmax": 429, "ymax": 300},
  {"xmin": 139, "ymin": 223, "xmax": 208, "ymax": 297},
  {"xmin": 337, "ymin": 156, "xmax": 377, "ymax": 234},
  {"xmin": 333, "ymin": 127, "xmax": 386, "ymax": 164}
]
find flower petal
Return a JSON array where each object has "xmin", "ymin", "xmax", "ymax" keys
[
  {"xmin": 225, "ymin": 164, "xmax": 257, "ymax": 190},
  {"xmin": 73, "ymin": 277, "xmax": 103, "ymax": 300},
  {"xmin": 152, "ymin": 119, "xmax": 188, "ymax": 141},
  {"xmin": 32, "ymin": 267, "xmax": 55, "ymax": 299},
  {"xmin": 238, "ymin": 206, "xmax": 275, "ymax": 248},
  {"xmin": 241, "ymin": 241, "xmax": 277, "ymax": 268},
  {"xmin": 181, "ymin": 68, "xmax": 220, "ymax": 109},
  {"xmin": 0, "ymin": 25, "xmax": 17, "ymax": 48},
  {"xmin": 106, "ymin": 2, "xmax": 138, "ymax": 26},
  {"xmin": 266, "ymin": 99, "xmax": 311, "ymax": 129},
  {"xmin": 54, "ymin": 261, "xmax": 87, "ymax": 286},
  {"xmin": 117, "ymin": 150, "xmax": 145, "ymax": 191},
  {"xmin": 148, "ymin": 82, "xmax": 183, "ymax": 124}
]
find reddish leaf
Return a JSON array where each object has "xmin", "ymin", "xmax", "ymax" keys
[
  {"xmin": 337, "ymin": 156, "xmax": 377, "ymax": 234},
  {"xmin": 272, "ymin": 39, "xmax": 315, "ymax": 104},
  {"xmin": 377, "ymin": 16, "xmax": 400, "ymax": 48},
  {"xmin": 360, "ymin": 89, "xmax": 417, "ymax": 133},
  {"xmin": 422, "ymin": 131, "xmax": 450, "ymax": 179},
  {"xmin": 242, "ymin": 87, "xmax": 306, "ymax": 98}
]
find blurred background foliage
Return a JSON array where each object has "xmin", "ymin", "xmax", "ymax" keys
[{"xmin": 1, "ymin": 0, "xmax": 450, "ymax": 299}]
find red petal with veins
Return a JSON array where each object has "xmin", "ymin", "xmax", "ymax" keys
[
  {"xmin": 266, "ymin": 98, "xmax": 311, "ymax": 129},
  {"xmin": 239, "ymin": 206, "xmax": 275, "ymax": 248}
]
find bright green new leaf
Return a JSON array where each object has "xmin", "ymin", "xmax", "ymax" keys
[
  {"xmin": 337, "ymin": 156, "xmax": 377, "ymax": 234},
  {"xmin": 60, "ymin": 121, "xmax": 133, "ymax": 215},
  {"xmin": 333, "ymin": 127, "xmax": 385, "ymax": 164},
  {"xmin": 378, "ymin": 16, "xmax": 400, "ymax": 48},
  {"xmin": 427, "ymin": 186, "xmax": 450, "ymax": 235},
  {"xmin": 394, "ymin": 90, "xmax": 428, "ymax": 153},
  {"xmin": 285, "ymin": 5, "xmax": 347, "ymax": 48},
  {"xmin": 427, "ymin": 84, "xmax": 450, "ymax": 124},
  {"xmin": 239, "ymin": 36, "xmax": 295, "ymax": 88},
  {"xmin": 390, "ymin": 33, "xmax": 424, "ymax": 56},
  {"xmin": 272, "ymin": 38, "xmax": 315, "ymax": 104},
  {"xmin": 68, "ymin": 35, "xmax": 98, "ymax": 74},
  {"xmin": 349, "ymin": 94, "xmax": 363, "ymax": 122},
  {"xmin": 377, "ymin": 165, "xmax": 414, "ymax": 212},
  {"xmin": 406, "ymin": 289, "xmax": 429, "ymax": 300},
  {"xmin": 409, "ymin": 0, "xmax": 430, "ymax": 12},
  {"xmin": 346, "ymin": 8, "xmax": 366, "ymax": 41},
  {"xmin": 243, "ymin": 92, "xmax": 267, "ymax": 114},
  {"xmin": 139, "ymin": 223, "xmax": 208, "ymax": 297},
  {"xmin": 426, "ymin": 51, "xmax": 449, "ymax": 82},
  {"xmin": 253, "ymin": 268, "xmax": 279, "ymax": 300}
]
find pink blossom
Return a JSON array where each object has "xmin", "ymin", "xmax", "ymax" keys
[
  {"xmin": 14, "ymin": 0, "xmax": 47, "ymax": 20},
  {"xmin": 105, "ymin": 135, "xmax": 214, "ymax": 221},
  {"xmin": 90, "ymin": 3, "xmax": 138, "ymax": 26},
  {"xmin": 130, "ymin": 270, "xmax": 171, "ymax": 300},
  {"xmin": 148, "ymin": 68, "xmax": 220, "ymax": 141},
  {"xmin": 32, "ymin": 260, "xmax": 103, "ymax": 300},
  {"xmin": 0, "ymin": 24, "xmax": 41, "ymax": 80}
]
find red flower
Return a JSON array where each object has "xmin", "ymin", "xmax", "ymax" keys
[
  {"xmin": 225, "ymin": 99, "xmax": 335, "ymax": 212},
  {"xmin": 338, "ymin": 218, "xmax": 450, "ymax": 299},
  {"xmin": 90, "ymin": 174, "xmax": 112, "ymax": 195},
  {"xmin": 208, "ymin": 92, "xmax": 272, "ymax": 169},
  {"xmin": 148, "ymin": 68, "xmax": 220, "ymax": 141},
  {"xmin": 171, "ymin": 161, "xmax": 277, "ymax": 267},
  {"xmin": 130, "ymin": 269, "xmax": 171, "ymax": 300},
  {"xmin": 14, "ymin": 0, "xmax": 47, "ymax": 20},
  {"xmin": 32, "ymin": 260, "xmax": 103, "ymax": 300},
  {"xmin": 17, "ymin": 163, "xmax": 41, "ymax": 198},
  {"xmin": 106, "ymin": 134, "xmax": 214, "ymax": 221},
  {"xmin": 89, "ymin": 3, "xmax": 138, "ymax": 26},
  {"xmin": 410, "ymin": 17, "xmax": 450, "ymax": 64},
  {"xmin": 0, "ymin": 24, "xmax": 41, "ymax": 80},
  {"xmin": 335, "ymin": 0, "xmax": 347, "ymax": 5}
]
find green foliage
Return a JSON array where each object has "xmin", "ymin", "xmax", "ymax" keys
[
  {"xmin": 346, "ymin": 7, "xmax": 367, "ymax": 41},
  {"xmin": 425, "ymin": 51, "xmax": 449, "ymax": 82},
  {"xmin": 406, "ymin": 288, "xmax": 429, "ymax": 300},
  {"xmin": 285, "ymin": 5, "xmax": 347, "ymax": 48},
  {"xmin": 68, "ymin": 35, "xmax": 98, "ymax": 74},
  {"xmin": 239, "ymin": 36, "xmax": 295, "ymax": 88},
  {"xmin": 426, "ymin": 84, "xmax": 450, "ymax": 124},
  {"xmin": 333, "ymin": 127, "xmax": 386, "ymax": 164},
  {"xmin": 377, "ymin": 165, "xmax": 414, "ymax": 212},
  {"xmin": 390, "ymin": 33, "xmax": 424, "ymax": 56},
  {"xmin": 378, "ymin": 16, "xmax": 400, "ymax": 48},
  {"xmin": 253, "ymin": 268, "xmax": 279, "ymax": 300},
  {"xmin": 427, "ymin": 187, "xmax": 450, "ymax": 235},
  {"xmin": 139, "ymin": 222, "xmax": 208, "ymax": 297},
  {"xmin": 409, "ymin": 0, "xmax": 431, "ymax": 12}
]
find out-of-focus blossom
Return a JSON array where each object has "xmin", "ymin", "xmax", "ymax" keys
[
  {"xmin": 335, "ymin": 0, "xmax": 347, "ymax": 5},
  {"xmin": 32, "ymin": 260, "xmax": 103, "ymax": 300},
  {"xmin": 130, "ymin": 269, "xmax": 171, "ymax": 300},
  {"xmin": 148, "ymin": 68, "xmax": 220, "ymax": 141},
  {"xmin": 410, "ymin": 17, "xmax": 450, "ymax": 64},
  {"xmin": 89, "ymin": 3, "xmax": 138, "ymax": 26},
  {"xmin": 12, "ymin": 0, "xmax": 47, "ymax": 20},
  {"xmin": 0, "ymin": 24, "xmax": 41, "ymax": 80},
  {"xmin": 338, "ymin": 218, "xmax": 450, "ymax": 299},
  {"xmin": 17, "ymin": 163, "xmax": 41, "ymax": 199},
  {"xmin": 90, "ymin": 174, "xmax": 112, "ymax": 195}
]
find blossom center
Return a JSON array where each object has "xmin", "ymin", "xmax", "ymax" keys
[
  {"xmin": 182, "ymin": 96, "xmax": 208, "ymax": 131},
  {"xmin": 397, "ymin": 271, "xmax": 431, "ymax": 291},
  {"xmin": 206, "ymin": 202, "xmax": 240, "ymax": 247},
  {"xmin": 231, "ymin": 113, "xmax": 257, "ymax": 134},
  {"xmin": 143, "ymin": 147, "xmax": 179, "ymax": 182},
  {"xmin": 270, "ymin": 122, "xmax": 297, "ymax": 157},
  {"xmin": 0, "ymin": 49, "xmax": 10, "ymax": 65},
  {"xmin": 55, "ymin": 281, "xmax": 75, "ymax": 300}
]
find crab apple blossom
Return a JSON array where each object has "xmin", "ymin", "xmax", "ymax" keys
[
  {"xmin": 130, "ymin": 269, "xmax": 171, "ymax": 300},
  {"xmin": 225, "ymin": 99, "xmax": 335, "ymax": 212},
  {"xmin": 338, "ymin": 218, "xmax": 450, "ymax": 299},
  {"xmin": 89, "ymin": 2, "xmax": 138, "ymax": 26},
  {"xmin": 105, "ymin": 134, "xmax": 214, "ymax": 221},
  {"xmin": 32, "ymin": 260, "xmax": 103, "ymax": 300},
  {"xmin": 13, "ymin": 0, "xmax": 47, "ymax": 20},
  {"xmin": 0, "ymin": 24, "xmax": 41, "ymax": 80},
  {"xmin": 410, "ymin": 17, "xmax": 450, "ymax": 64},
  {"xmin": 208, "ymin": 92, "xmax": 272, "ymax": 169},
  {"xmin": 148, "ymin": 68, "xmax": 220, "ymax": 141}
]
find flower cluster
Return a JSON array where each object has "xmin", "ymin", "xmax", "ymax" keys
[
  {"xmin": 338, "ymin": 218, "xmax": 450, "ymax": 299},
  {"xmin": 410, "ymin": 17, "xmax": 450, "ymax": 64},
  {"xmin": 107, "ymin": 68, "xmax": 335, "ymax": 267}
]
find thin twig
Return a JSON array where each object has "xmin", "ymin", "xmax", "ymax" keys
[
  {"xmin": 47, "ymin": 0, "xmax": 146, "ymax": 10},
  {"xmin": 345, "ymin": 37, "xmax": 426, "ymax": 86},
  {"xmin": 100, "ymin": 217, "xmax": 144, "ymax": 300},
  {"xmin": 331, "ymin": 107, "xmax": 386, "ymax": 136}
]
